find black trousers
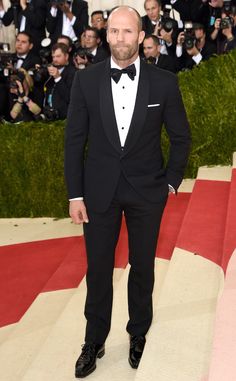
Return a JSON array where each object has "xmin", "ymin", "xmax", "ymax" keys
[{"xmin": 83, "ymin": 174, "xmax": 167, "ymax": 344}]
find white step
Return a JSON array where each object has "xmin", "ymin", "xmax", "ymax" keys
[
  {"xmin": 20, "ymin": 267, "xmax": 126, "ymax": 381},
  {"xmin": 0, "ymin": 218, "xmax": 83, "ymax": 246},
  {"xmin": 0, "ymin": 287, "xmax": 77, "ymax": 380}
]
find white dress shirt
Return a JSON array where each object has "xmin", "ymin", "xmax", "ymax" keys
[
  {"xmin": 110, "ymin": 56, "xmax": 140, "ymax": 147},
  {"xmin": 50, "ymin": 5, "xmax": 76, "ymax": 41}
]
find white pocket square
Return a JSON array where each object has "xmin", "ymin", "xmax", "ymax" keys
[{"xmin": 147, "ymin": 103, "xmax": 160, "ymax": 108}]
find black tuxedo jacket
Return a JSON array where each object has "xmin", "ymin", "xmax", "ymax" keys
[
  {"xmin": 45, "ymin": 64, "xmax": 76, "ymax": 119},
  {"xmin": 14, "ymin": 51, "xmax": 41, "ymax": 70},
  {"xmin": 156, "ymin": 53, "xmax": 176, "ymax": 73},
  {"xmin": 65, "ymin": 58, "xmax": 191, "ymax": 212},
  {"xmin": 46, "ymin": 0, "xmax": 88, "ymax": 44},
  {"xmin": 2, "ymin": 0, "xmax": 47, "ymax": 51}
]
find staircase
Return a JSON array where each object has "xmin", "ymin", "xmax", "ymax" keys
[{"xmin": 0, "ymin": 154, "xmax": 236, "ymax": 381}]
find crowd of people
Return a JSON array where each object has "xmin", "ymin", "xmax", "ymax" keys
[{"xmin": 0, "ymin": 0, "xmax": 235, "ymax": 122}]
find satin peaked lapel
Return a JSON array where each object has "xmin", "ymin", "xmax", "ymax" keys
[
  {"xmin": 123, "ymin": 60, "xmax": 149, "ymax": 156},
  {"xmin": 99, "ymin": 59, "xmax": 122, "ymax": 154}
]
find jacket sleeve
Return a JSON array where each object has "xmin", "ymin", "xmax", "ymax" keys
[
  {"xmin": 163, "ymin": 75, "xmax": 191, "ymax": 190},
  {"xmin": 64, "ymin": 71, "xmax": 89, "ymax": 198},
  {"xmin": 72, "ymin": 0, "xmax": 88, "ymax": 37}
]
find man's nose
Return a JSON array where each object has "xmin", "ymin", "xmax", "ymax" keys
[{"xmin": 116, "ymin": 31, "xmax": 124, "ymax": 41}]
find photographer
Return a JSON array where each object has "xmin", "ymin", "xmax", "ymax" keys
[
  {"xmin": 176, "ymin": 23, "xmax": 216, "ymax": 70},
  {"xmin": 142, "ymin": 34, "xmax": 177, "ymax": 72},
  {"xmin": 90, "ymin": 10, "xmax": 109, "ymax": 52},
  {"xmin": 73, "ymin": 26, "xmax": 109, "ymax": 70},
  {"xmin": 46, "ymin": 0, "xmax": 88, "ymax": 44},
  {"xmin": 8, "ymin": 68, "xmax": 42, "ymax": 121},
  {"xmin": 0, "ymin": 0, "xmax": 47, "ymax": 52},
  {"xmin": 42, "ymin": 42, "xmax": 76, "ymax": 120},
  {"xmin": 142, "ymin": 0, "xmax": 162, "ymax": 35},
  {"xmin": 221, "ymin": 6, "xmax": 236, "ymax": 51},
  {"xmin": 208, "ymin": 0, "xmax": 236, "ymax": 53}
]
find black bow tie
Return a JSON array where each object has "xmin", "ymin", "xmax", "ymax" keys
[
  {"xmin": 110, "ymin": 64, "xmax": 136, "ymax": 83},
  {"xmin": 17, "ymin": 56, "xmax": 25, "ymax": 61}
]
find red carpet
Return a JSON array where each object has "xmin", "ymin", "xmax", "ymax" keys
[
  {"xmin": 0, "ymin": 193, "xmax": 190, "ymax": 328},
  {"xmin": 176, "ymin": 180, "xmax": 230, "ymax": 268}
]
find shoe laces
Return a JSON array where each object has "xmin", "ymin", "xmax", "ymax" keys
[
  {"xmin": 78, "ymin": 343, "xmax": 96, "ymax": 363},
  {"xmin": 130, "ymin": 336, "xmax": 145, "ymax": 349}
]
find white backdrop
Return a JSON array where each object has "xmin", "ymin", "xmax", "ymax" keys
[{"xmin": 87, "ymin": 0, "xmax": 145, "ymax": 18}]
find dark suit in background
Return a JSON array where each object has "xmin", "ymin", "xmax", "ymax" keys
[
  {"xmin": 46, "ymin": 0, "xmax": 88, "ymax": 44},
  {"xmin": 65, "ymin": 57, "xmax": 191, "ymax": 344},
  {"xmin": 44, "ymin": 64, "xmax": 76, "ymax": 119}
]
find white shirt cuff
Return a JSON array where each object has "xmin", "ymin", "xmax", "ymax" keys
[
  {"xmin": 168, "ymin": 184, "xmax": 176, "ymax": 194},
  {"xmin": 69, "ymin": 197, "xmax": 84, "ymax": 201},
  {"xmin": 50, "ymin": 7, "xmax": 57, "ymax": 17},
  {"xmin": 192, "ymin": 52, "xmax": 202, "ymax": 65},
  {"xmin": 0, "ymin": 10, "xmax": 5, "ymax": 18},
  {"xmin": 176, "ymin": 45, "xmax": 183, "ymax": 57},
  {"xmin": 54, "ymin": 76, "xmax": 62, "ymax": 83}
]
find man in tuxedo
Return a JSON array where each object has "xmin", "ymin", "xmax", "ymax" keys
[
  {"xmin": 43, "ymin": 42, "xmax": 76, "ymax": 120},
  {"xmin": 65, "ymin": 6, "xmax": 191, "ymax": 378},
  {"xmin": 73, "ymin": 26, "xmax": 109, "ymax": 69},
  {"xmin": 142, "ymin": 0, "xmax": 162, "ymax": 35},
  {"xmin": 143, "ymin": 34, "xmax": 177, "ymax": 72},
  {"xmin": 14, "ymin": 32, "xmax": 41, "ymax": 70},
  {"xmin": 46, "ymin": 0, "xmax": 88, "ymax": 44}
]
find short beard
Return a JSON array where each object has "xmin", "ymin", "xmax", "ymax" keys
[{"xmin": 110, "ymin": 43, "xmax": 139, "ymax": 62}]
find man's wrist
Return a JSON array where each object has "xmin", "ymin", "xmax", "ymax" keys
[{"xmin": 69, "ymin": 197, "xmax": 84, "ymax": 201}]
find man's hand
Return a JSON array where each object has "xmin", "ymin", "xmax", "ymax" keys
[
  {"xmin": 20, "ymin": 0, "xmax": 27, "ymax": 10},
  {"xmin": 158, "ymin": 28, "xmax": 173, "ymax": 44},
  {"xmin": 69, "ymin": 200, "xmax": 89, "ymax": 224},
  {"xmin": 186, "ymin": 45, "xmax": 200, "ymax": 56},
  {"xmin": 47, "ymin": 65, "xmax": 61, "ymax": 79},
  {"xmin": 177, "ymin": 31, "xmax": 185, "ymax": 46}
]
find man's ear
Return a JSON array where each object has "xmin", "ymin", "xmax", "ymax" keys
[
  {"xmin": 29, "ymin": 43, "xmax": 33, "ymax": 51},
  {"xmin": 139, "ymin": 30, "xmax": 145, "ymax": 45}
]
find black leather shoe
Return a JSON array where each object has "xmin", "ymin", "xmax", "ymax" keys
[
  {"xmin": 75, "ymin": 342, "xmax": 105, "ymax": 378},
  {"xmin": 128, "ymin": 335, "xmax": 146, "ymax": 369}
]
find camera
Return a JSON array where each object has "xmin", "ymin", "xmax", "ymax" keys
[
  {"xmin": 0, "ymin": 52, "xmax": 16, "ymax": 76},
  {"xmin": 73, "ymin": 47, "xmax": 94, "ymax": 62},
  {"xmin": 142, "ymin": 56, "xmax": 156, "ymax": 65},
  {"xmin": 9, "ymin": 69, "xmax": 25, "ymax": 90},
  {"xmin": 28, "ymin": 38, "xmax": 52, "ymax": 82},
  {"xmin": 40, "ymin": 105, "xmax": 59, "ymax": 121},
  {"xmin": 159, "ymin": 5, "xmax": 176, "ymax": 33},
  {"xmin": 183, "ymin": 21, "xmax": 196, "ymax": 50},
  {"xmin": 220, "ymin": 16, "xmax": 233, "ymax": 29}
]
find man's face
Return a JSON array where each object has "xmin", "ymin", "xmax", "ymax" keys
[
  {"xmin": 15, "ymin": 34, "xmax": 32, "ymax": 55},
  {"xmin": 107, "ymin": 8, "xmax": 145, "ymax": 64},
  {"xmin": 143, "ymin": 38, "xmax": 159, "ymax": 58},
  {"xmin": 52, "ymin": 48, "xmax": 68, "ymax": 66},
  {"xmin": 84, "ymin": 30, "xmax": 99, "ymax": 50},
  {"xmin": 194, "ymin": 28, "xmax": 205, "ymax": 40},
  {"xmin": 91, "ymin": 13, "xmax": 106, "ymax": 29},
  {"xmin": 144, "ymin": 0, "xmax": 160, "ymax": 22}
]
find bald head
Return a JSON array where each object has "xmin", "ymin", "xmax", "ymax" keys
[{"xmin": 108, "ymin": 6, "xmax": 142, "ymax": 33}]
